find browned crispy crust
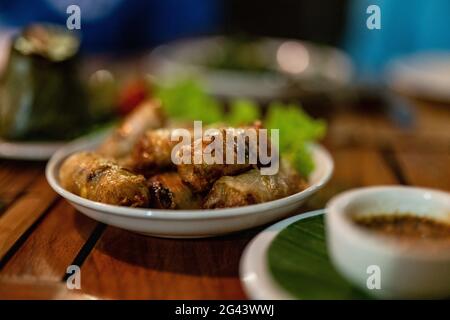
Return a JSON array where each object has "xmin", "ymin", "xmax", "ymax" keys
[
  {"xmin": 177, "ymin": 126, "xmax": 266, "ymax": 192},
  {"xmin": 129, "ymin": 129, "xmax": 179, "ymax": 176},
  {"xmin": 203, "ymin": 161, "xmax": 307, "ymax": 209},
  {"xmin": 59, "ymin": 152, "xmax": 149, "ymax": 207},
  {"xmin": 147, "ymin": 172, "xmax": 201, "ymax": 209}
]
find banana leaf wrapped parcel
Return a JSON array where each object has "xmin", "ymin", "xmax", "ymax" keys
[{"xmin": 0, "ymin": 24, "xmax": 90, "ymax": 141}]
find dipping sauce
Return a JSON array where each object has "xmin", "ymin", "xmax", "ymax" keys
[{"xmin": 352, "ymin": 214, "xmax": 450, "ymax": 241}]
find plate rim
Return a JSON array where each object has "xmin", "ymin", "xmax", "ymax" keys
[
  {"xmin": 45, "ymin": 137, "xmax": 333, "ymax": 220},
  {"xmin": 239, "ymin": 209, "xmax": 325, "ymax": 300}
]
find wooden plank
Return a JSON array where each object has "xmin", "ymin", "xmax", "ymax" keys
[
  {"xmin": 0, "ymin": 162, "xmax": 43, "ymax": 216},
  {"xmin": 396, "ymin": 152, "xmax": 450, "ymax": 191},
  {"xmin": 0, "ymin": 193, "xmax": 17, "ymax": 215},
  {"xmin": 328, "ymin": 112, "xmax": 377, "ymax": 149},
  {"xmin": 80, "ymin": 227, "xmax": 252, "ymax": 299},
  {"xmin": 328, "ymin": 109, "xmax": 450, "ymax": 152},
  {"xmin": 0, "ymin": 175, "xmax": 58, "ymax": 261},
  {"xmin": 0, "ymin": 277, "xmax": 94, "ymax": 300},
  {"xmin": 0, "ymin": 161, "xmax": 43, "ymax": 194},
  {"xmin": 306, "ymin": 148, "xmax": 398, "ymax": 209},
  {"xmin": 0, "ymin": 200, "xmax": 98, "ymax": 281},
  {"xmin": 329, "ymin": 148, "xmax": 398, "ymax": 186},
  {"xmin": 413, "ymin": 101, "xmax": 450, "ymax": 141}
]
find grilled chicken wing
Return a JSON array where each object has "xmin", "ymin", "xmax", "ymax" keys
[{"xmin": 59, "ymin": 152, "xmax": 149, "ymax": 207}]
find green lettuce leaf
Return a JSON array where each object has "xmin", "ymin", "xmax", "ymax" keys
[
  {"xmin": 155, "ymin": 79, "xmax": 224, "ymax": 124},
  {"xmin": 226, "ymin": 99, "xmax": 261, "ymax": 126},
  {"xmin": 265, "ymin": 102, "xmax": 326, "ymax": 177}
]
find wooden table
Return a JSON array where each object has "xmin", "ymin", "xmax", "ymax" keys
[{"xmin": 0, "ymin": 100, "xmax": 449, "ymax": 299}]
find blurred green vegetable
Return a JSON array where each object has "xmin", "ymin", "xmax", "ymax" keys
[
  {"xmin": 266, "ymin": 102, "xmax": 326, "ymax": 177},
  {"xmin": 154, "ymin": 79, "xmax": 223, "ymax": 124},
  {"xmin": 227, "ymin": 99, "xmax": 261, "ymax": 126}
]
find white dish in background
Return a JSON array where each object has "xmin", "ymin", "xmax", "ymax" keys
[
  {"xmin": 240, "ymin": 210, "xmax": 324, "ymax": 300},
  {"xmin": 387, "ymin": 52, "xmax": 450, "ymax": 102},
  {"xmin": 0, "ymin": 139, "xmax": 66, "ymax": 160},
  {"xmin": 149, "ymin": 36, "xmax": 353, "ymax": 101},
  {"xmin": 45, "ymin": 135, "xmax": 333, "ymax": 238},
  {"xmin": 326, "ymin": 186, "xmax": 450, "ymax": 299},
  {"xmin": 0, "ymin": 129, "xmax": 111, "ymax": 161}
]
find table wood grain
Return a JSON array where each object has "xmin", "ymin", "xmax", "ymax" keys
[{"xmin": 0, "ymin": 100, "xmax": 448, "ymax": 299}]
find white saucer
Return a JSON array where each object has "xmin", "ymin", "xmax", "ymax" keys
[{"xmin": 239, "ymin": 210, "xmax": 324, "ymax": 299}]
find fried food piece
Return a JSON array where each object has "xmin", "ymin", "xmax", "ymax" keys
[
  {"xmin": 59, "ymin": 152, "xmax": 149, "ymax": 207},
  {"xmin": 203, "ymin": 160, "xmax": 307, "ymax": 208},
  {"xmin": 130, "ymin": 128, "xmax": 184, "ymax": 176},
  {"xmin": 147, "ymin": 172, "xmax": 201, "ymax": 209},
  {"xmin": 177, "ymin": 125, "xmax": 267, "ymax": 192},
  {"xmin": 97, "ymin": 99, "xmax": 165, "ymax": 160}
]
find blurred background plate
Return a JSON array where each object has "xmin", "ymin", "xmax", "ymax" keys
[
  {"xmin": 387, "ymin": 52, "xmax": 450, "ymax": 103},
  {"xmin": 0, "ymin": 139, "xmax": 65, "ymax": 160},
  {"xmin": 0, "ymin": 128, "xmax": 112, "ymax": 161},
  {"xmin": 150, "ymin": 36, "xmax": 354, "ymax": 101}
]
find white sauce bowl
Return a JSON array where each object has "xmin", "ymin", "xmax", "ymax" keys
[{"xmin": 326, "ymin": 186, "xmax": 450, "ymax": 299}]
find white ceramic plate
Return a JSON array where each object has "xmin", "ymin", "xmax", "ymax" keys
[
  {"xmin": 0, "ymin": 129, "xmax": 111, "ymax": 161},
  {"xmin": 387, "ymin": 52, "xmax": 450, "ymax": 102},
  {"xmin": 239, "ymin": 210, "xmax": 324, "ymax": 299},
  {"xmin": 150, "ymin": 36, "xmax": 353, "ymax": 100},
  {"xmin": 45, "ymin": 135, "xmax": 333, "ymax": 238},
  {"xmin": 0, "ymin": 139, "xmax": 66, "ymax": 160}
]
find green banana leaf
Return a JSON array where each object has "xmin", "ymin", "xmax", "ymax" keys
[{"xmin": 268, "ymin": 214, "xmax": 371, "ymax": 299}]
